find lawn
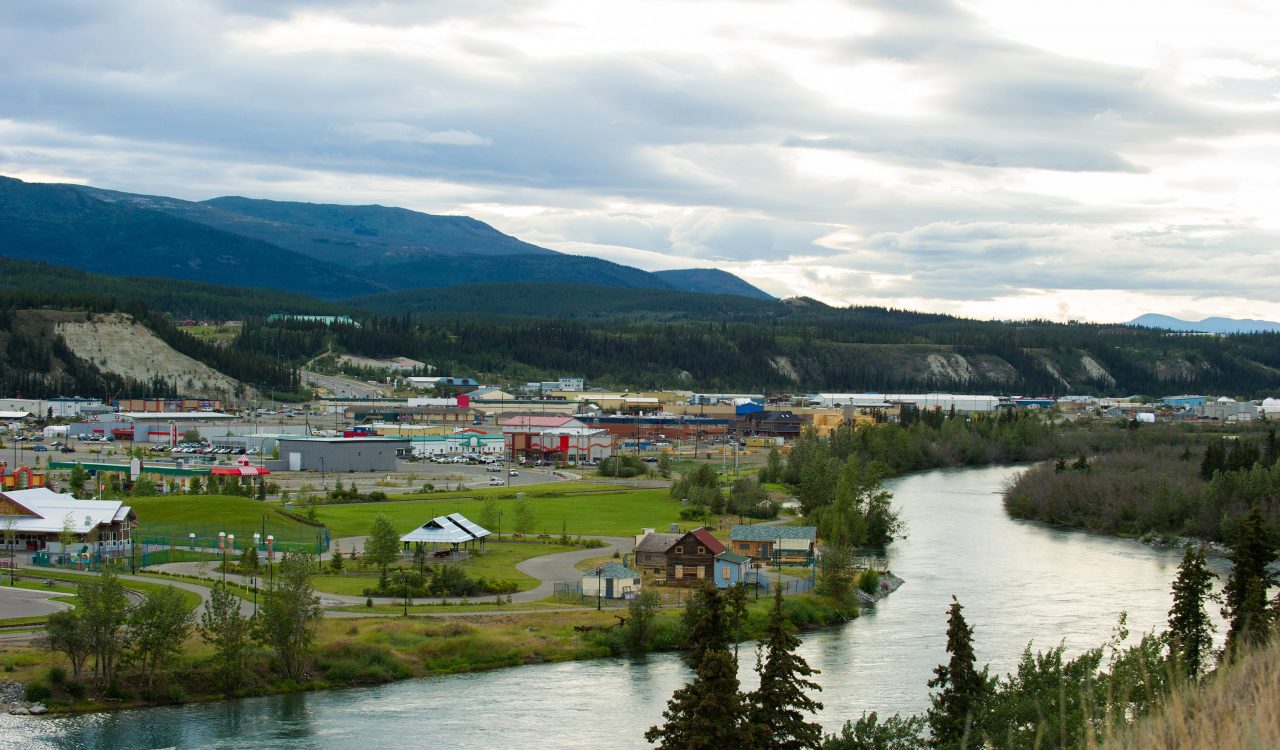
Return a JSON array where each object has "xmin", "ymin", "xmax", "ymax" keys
[
  {"xmin": 128, "ymin": 494, "xmax": 324, "ymax": 548},
  {"xmin": 315, "ymin": 487, "xmax": 696, "ymax": 539},
  {"xmin": 18, "ymin": 568, "xmax": 203, "ymax": 612},
  {"xmin": 313, "ymin": 540, "xmax": 581, "ymax": 594}
]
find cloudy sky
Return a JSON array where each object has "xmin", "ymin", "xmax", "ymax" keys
[{"xmin": 2, "ymin": 1, "xmax": 1278, "ymax": 322}]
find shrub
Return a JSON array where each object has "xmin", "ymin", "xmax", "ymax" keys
[
  {"xmin": 64, "ymin": 680, "xmax": 87, "ymax": 700},
  {"xmin": 25, "ymin": 682, "xmax": 52, "ymax": 703},
  {"xmin": 47, "ymin": 666, "xmax": 67, "ymax": 687},
  {"xmin": 317, "ymin": 643, "xmax": 411, "ymax": 684},
  {"xmin": 168, "ymin": 684, "xmax": 189, "ymax": 704},
  {"xmin": 859, "ymin": 568, "xmax": 881, "ymax": 595}
]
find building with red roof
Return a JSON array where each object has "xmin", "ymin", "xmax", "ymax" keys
[{"xmin": 664, "ymin": 527, "xmax": 726, "ymax": 586}]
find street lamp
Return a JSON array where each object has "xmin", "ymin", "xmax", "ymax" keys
[
  {"xmin": 252, "ymin": 532, "xmax": 261, "ymax": 616},
  {"xmin": 218, "ymin": 531, "xmax": 226, "ymax": 582},
  {"xmin": 400, "ymin": 569, "xmax": 409, "ymax": 617},
  {"xmin": 188, "ymin": 532, "xmax": 195, "ymax": 553},
  {"xmin": 597, "ymin": 565, "xmax": 603, "ymax": 611},
  {"xmin": 266, "ymin": 534, "xmax": 275, "ymax": 591},
  {"xmin": 227, "ymin": 534, "xmax": 235, "ymax": 582},
  {"xmin": 496, "ymin": 511, "xmax": 503, "ymax": 542}
]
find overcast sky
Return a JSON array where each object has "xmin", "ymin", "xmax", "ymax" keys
[{"xmin": 2, "ymin": 1, "xmax": 1278, "ymax": 322}]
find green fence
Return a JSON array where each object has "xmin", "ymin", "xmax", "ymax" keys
[{"xmin": 135, "ymin": 522, "xmax": 329, "ymax": 558}]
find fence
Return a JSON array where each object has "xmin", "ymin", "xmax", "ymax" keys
[{"xmin": 135, "ymin": 522, "xmax": 329, "ymax": 558}]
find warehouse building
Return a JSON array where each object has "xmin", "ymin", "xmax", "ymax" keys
[{"xmin": 273, "ymin": 436, "xmax": 411, "ymax": 473}]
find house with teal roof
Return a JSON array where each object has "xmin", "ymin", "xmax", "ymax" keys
[{"xmin": 582, "ymin": 562, "xmax": 642, "ymax": 600}]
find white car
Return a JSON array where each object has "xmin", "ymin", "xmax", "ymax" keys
[
  {"xmin": 488, "ymin": 477, "xmax": 504, "ymax": 486},
  {"xmin": 508, "ymin": 469, "xmax": 519, "ymax": 477}
]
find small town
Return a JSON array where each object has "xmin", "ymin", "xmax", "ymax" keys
[{"xmin": 4, "ymin": 2, "xmax": 1280, "ymax": 748}]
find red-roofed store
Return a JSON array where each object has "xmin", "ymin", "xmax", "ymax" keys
[{"xmin": 500, "ymin": 415, "xmax": 614, "ymax": 464}]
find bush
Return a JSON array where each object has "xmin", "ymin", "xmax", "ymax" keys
[
  {"xmin": 46, "ymin": 666, "xmax": 67, "ymax": 687},
  {"xmin": 24, "ymin": 682, "xmax": 52, "ymax": 703},
  {"xmin": 317, "ymin": 642, "xmax": 411, "ymax": 684},
  {"xmin": 859, "ymin": 568, "xmax": 881, "ymax": 596},
  {"xmin": 64, "ymin": 680, "xmax": 87, "ymax": 700}
]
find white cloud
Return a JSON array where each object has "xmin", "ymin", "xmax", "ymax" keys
[{"xmin": 1, "ymin": 0, "xmax": 1278, "ymax": 322}]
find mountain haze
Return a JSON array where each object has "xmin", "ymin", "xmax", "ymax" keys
[{"xmin": 1127, "ymin": 314, "xmax": 1280, "ymax": 334}]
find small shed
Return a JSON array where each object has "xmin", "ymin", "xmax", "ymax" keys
[
  {"xmin": 714, "ymin": 551, "xmax": 751, "ymax": 588},
  {"xmin": 400, "ymin": 512, "xmax": 491, "ymax": 557},
  {"xmin": 582, "ymin": 562, "xmax": 642, "ymax": 600}
]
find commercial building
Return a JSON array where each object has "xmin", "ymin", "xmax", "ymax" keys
[
  {"xmin": 273, "ymin": 436, "xmax": 411, "ymax": 473},
  {"xmin": 0, "ymin": 487, "xmax": 135, "ymax": 557},
  {"xmin": 500, "ymin": 416, "xmax": 613, "ymax": 463}
]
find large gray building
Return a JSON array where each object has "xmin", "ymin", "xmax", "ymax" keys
[{"xmin": 273, "ymin": 436, "xmax": 411, "ymax": 473}]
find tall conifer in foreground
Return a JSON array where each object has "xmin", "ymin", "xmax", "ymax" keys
[
  {"xmin": 749, "ymin": 586, "xmax": 823, "ymax": 750},
  {"xmin": 1221, "ymin": 507, "xmax": 1276, "ymax": 654},
  {"xmin": 1167, "ymin": 544, "xmax": 1216, "ymax": 679},
  {"xmin": 646, "ymin": 586, "xmax": 754, "ymax": 749},
  {"xmin": 927, "ymin": 596, "xmax": 989, "ymax": 749}
]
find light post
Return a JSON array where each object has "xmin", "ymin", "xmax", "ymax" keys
[
  {"xmin": 188, "ymin": 532, "xmax": 195, "ymax": 553},
  {"xmin": 266, "ymin": 534, "xmax": 275, "ymax": 591},
  {"xmin": 597, "ymin": 565, "xmax": 603, "ymax": 611},
  {"xmin": 227, "ymin": 534, "xmax": 235, "ymax": 584},
  {"xmin": 400, "ymin": 569, "xmax": 408, "ymax": 617},
  {"xmin": 496, "ymin": 511, "xmax": 503, "ymax": 542},
  {"xmin": 320, "ymin": 456, "xmax": 326, "ymax": 490},
  {"xmin": 252, "ymin": 532, "xmax": 261, "ymax": 616},
  {"xmin": 218, "ymin": 531, "xmax": 226, "ymax": 583}
]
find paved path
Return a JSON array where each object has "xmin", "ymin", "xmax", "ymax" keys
[
  {"xmin": 0, "ymin": 587, "xmax": 71, "ymax": 620},
  {"xmin": 512, "ymin": 535, "xmax": 635, "ymax": 602},
  {"xmin": 36, "ymin": 567, "xmax": 256, "ymax": 617}
]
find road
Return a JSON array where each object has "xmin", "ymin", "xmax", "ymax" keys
[{"xmin": 300, "ymin": 370, "xmax": 385, "ymax": 399}]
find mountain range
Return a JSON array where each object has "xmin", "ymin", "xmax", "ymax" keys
[
  {"xmin": 0, "ymin": 175, "xmax": 772, "ymax": 301},
  {"xmin": 1127, "ymin": 314, "xmax": 1280, "ymax": 334}
]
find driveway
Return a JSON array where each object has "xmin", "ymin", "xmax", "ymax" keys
[{"xmin": 0, "ymin": 586, "xmax": 71, "ymax": 620}]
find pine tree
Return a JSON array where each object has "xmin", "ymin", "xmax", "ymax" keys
[
  {"xmin": 646, "ymin": 586, "xmax": 754, "ymax": 749},
  {"xmin": 927, "ymin": 596, "xmax": 990, "ymax": 749},
  {"xmin": 1222, "ymin": 507, "xmax": 1276, "ymax": 653},
  {"xmin": 1167, "ymin": 545, "xmax": 1216, "ymax": 679},
  {"xmin": 748, "ymin": 586, "xmax": 823, "ymax": 750}
]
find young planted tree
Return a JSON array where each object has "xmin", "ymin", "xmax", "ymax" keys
[
  {"xmin": 127, "ymin": 586, "xmax": 195, "ymax": 688},
  {"xmin": 927, "ymin": 596, "xmax": 990, "ymax": 749},
  {"xmin": 255, "ymin": 551, "xmax": 322, "ymax": 680},
  {"xmin": 748, "ymin": 586, "xmax": 824, "ymax": 750},
  {"xmin": 67, "ymin": 462, "xmax": 89, "ymax": 497},
  {"xmin": 200, "ymin": 583, "xmax": 254, "ymax": 692},
  {"xmin": 1167, "ymin": 545, "xmax": 1216, "ymax": 679},
  {"xmin": 329, "ymin": 541, "xmax": 345, "ymax": 573},
  {"xmin": 513, "ymin": 498, "xmax": 536, "ymax": 535},
  {"xmin": 1222, "ymin": 507, "xmax": 1277, "ymax": 654},
  {"xmin": 646, "ymin": 586, "xmax": 755, "ymax": 749},
  {"xmin": 478, "ymin": 496, "xmax": 500, "ymax": 531},
  {"xmin": 239, "ymin": 542, "xmax": 260, "ymax": 575},
  {"xmin": 364, "ymin": 513, "xmax": 401, "ymax": 576},
  {"xmin": 817, "ymin": 542, "xmax": 856, "ymax": 604}
]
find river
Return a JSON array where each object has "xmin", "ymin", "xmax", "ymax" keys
[{"xmin": 4, "ymin": 465, "xmax": 1226, "ymax": 748}]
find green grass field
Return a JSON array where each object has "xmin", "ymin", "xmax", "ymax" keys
[
  {"xmin": 128, "ymin": 494, "xmax": 324, "ymax": 548},
  {"xmin": 314, "ymin": 487, "xmax": 693, "ymax": 539},
  {"xmin": 315, "ymin": 540, "xmax": 580, "ymax": 594}
]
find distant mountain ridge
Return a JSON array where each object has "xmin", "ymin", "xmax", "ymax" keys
[
  {"xmin": 1127, "ymin": 314, "xmax": 1280, "ymax": 334},
  {"xmin": 0, "ymin": 176, "xmax": 771, "ymax": 300}
]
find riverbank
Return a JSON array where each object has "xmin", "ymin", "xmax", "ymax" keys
[{"xmin": 0, "ymin": 586, "xmax": 870, "ymax": 716}]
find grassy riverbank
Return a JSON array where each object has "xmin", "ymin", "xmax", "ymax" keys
[{"xmin": 1, "ymin": 591, "xmax": 857, "ymax": 713}]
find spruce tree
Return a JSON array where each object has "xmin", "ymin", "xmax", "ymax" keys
[
  {"xmin": 1167, "ymin": 545, "xmax": 1216, "ymax": 679},
  {"xmin": 1222, "ymin": 507, "xmax": 1277, "ymax": 653},
  {"xmin": 749, "ymin": 586, "xmax": 823, "ymax": 750},
  {"xmin": 927, "ymin": 596, "xmax": 989, "ymax": 749},
  {"xmin": 646, "ymin": 586, "xmax": 753, "ymax": 749}
]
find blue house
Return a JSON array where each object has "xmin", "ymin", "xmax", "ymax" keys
[
  {"xmin": 1161, "ymin": 395, "xmax": 1206, "ymax": 409},
  {"xmin": 713, "ymin": 552, "xmax": 751, "ymax": 588}
]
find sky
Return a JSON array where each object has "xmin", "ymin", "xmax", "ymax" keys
[{"xmin": 2, "ymin": 1, "xmax": 1278, "ymax": 323}]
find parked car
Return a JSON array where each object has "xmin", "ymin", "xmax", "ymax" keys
[
  {"xmin": 509, "ymin": 469, "xmax": 519, "ymax": 476},
  {"xmin": 32, "ymin": 445, "xmax": 48, "ymax": 452}
]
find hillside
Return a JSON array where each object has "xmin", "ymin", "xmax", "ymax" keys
[
  {"xmin": 55, "ymin": 312, "xmax": 249, "ymax": 399},
  {"xmin": 652, "ymin": 268, "xmax": 774, "ymax": 300},
  {"xmin": 347, "ymin": 281, "xmax": 779, "ymax": 319},
  {"xmin": 1104, "ymin": 639, "xmax": 1280, "ymax": 750},
  {"xmin": 0, "ymin": 177, "xmax": 380, "ymax": 298},
  {"xmin": 35, "ymin": 178, "xmax": 768, "ymax": 299}
]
